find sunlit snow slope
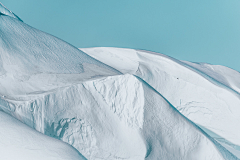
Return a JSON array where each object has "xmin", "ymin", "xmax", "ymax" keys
[
  {"xmin": 1, "ymin": 2, "xmax": 240, "ymax": 160},
  {"xmin": 81, "ymin": 47, "xmax": 240, "ymax": 159}
]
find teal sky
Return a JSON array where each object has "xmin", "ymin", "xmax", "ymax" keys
[{"xmin": 2, "ymin": 0, "xmax": 240, "ymax": 71}]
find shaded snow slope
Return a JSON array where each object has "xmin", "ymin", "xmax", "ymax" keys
[
  {"xmin": 0, "ymin": 13, "xmax": 120, "ymax": 96},
  {"xmin": 81, "ymin": 47, "xmax": 240, "ymax": 158},
  {"xmin": 0, "ymin": 74, "xmax": 237, "ymax": 159},
  {"xmin": 0, "ymin": 111, "xmax": 86, "ymax": 160}
]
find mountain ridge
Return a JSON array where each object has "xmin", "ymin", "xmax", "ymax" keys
[{"xmin": 1, "ymin": 3, "xmax": 240, "ymax": 159}]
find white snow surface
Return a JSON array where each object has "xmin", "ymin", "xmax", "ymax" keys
[
  {"xmin": 81, "ymin": 47, "xmax": 240, "ymax": 159},
  {"xmin": 0, "ymin": 8, "xmax": 120, "ymax": 96},
  {"xmin": 0, "ymin": 111, "xmax": 86, "ymax": 160},
  {"xmin": 1, "ymin": 3, "xmax": 240, "ymax": 160}
]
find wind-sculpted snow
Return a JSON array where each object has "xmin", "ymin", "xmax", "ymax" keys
[
  {"xmin": 0, "ymin": 111, "xmax": 86, "ymax": 160},
  {"xmin": 1, "ymin": 75, "xmax": 146, "ymax": 159},
  {"xmin": 182, "ymin": 61, "xmax": 240, "ymax": 94},
  {"xmin": 0, "ymin": 12, "xmax": 120, "ymax": 96},
  {"xmin": 1, "ymin": 3, "xmax": 240, "ymax": 159},
  {"xmin": 1, "ymin": 74, "xmax": 237, "ymax": 159},
  {"xmin": 82, "ymin": 47, "xmax": 240, "ymax": 159}
]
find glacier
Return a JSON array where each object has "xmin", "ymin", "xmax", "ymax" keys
[{"xmin": 1, "ymin": 3, "xmax": 240, "ymax": 160}]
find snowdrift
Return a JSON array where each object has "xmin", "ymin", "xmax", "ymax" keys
[
  {"xmin": 1, "ymin": 3, "xmax": 240, "ymax": 160},
  {"xmin": 0, "ymin": 3, "xmax": 120, "ymax": 96},
  {"xmin": 82, "ymin": 47, "xmax": 240, "ymax": 159},
  {"xmin": 0, "ymin": 111, "xmax": 86, "ymax": 160}
]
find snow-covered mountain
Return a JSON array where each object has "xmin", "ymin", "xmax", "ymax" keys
[{"xmin": 1, "ymin": 3, "xmax": 240, "ymax": 160}]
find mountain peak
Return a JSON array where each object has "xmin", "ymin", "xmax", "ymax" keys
[{"xmin": 0, "ymin": 3, "xmax": 22, "ymax": 21}]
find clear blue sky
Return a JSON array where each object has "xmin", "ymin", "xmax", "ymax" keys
[{"xmin": 2, "ymin": 0, "xmax": 240, "ymax": 71}]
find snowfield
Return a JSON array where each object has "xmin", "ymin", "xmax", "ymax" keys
[{"xmin": 1, "ymin": 2, "xmax": 240, "ymax": 160}]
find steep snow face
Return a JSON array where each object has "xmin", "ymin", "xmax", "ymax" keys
[
  {"xmin": 0, "ymin": 111, "xmax": 86, "ymax": 160},
  {"xmin": 0, "ymin": 14, "xmax": 120, "ymax": 96},
  {"xmin": 81, "ymin": 47, "xmax": 240, "ymax": 158},
  {"xmin": 1, "ymin": 75, "xmax": 147, "ymax": 160},
  {"xmin": 141, "ymin": 80, "xmax": 236, "ymax": 160},
  {"xmin": 1, "ymin": 74, "xmax": 236, "ymax": 159}
]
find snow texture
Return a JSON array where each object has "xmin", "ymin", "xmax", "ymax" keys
[
  {"xmin": 1, "ymin": 3, "xmax": 240, "ymax": 160},
  {"xmin": 0, "ymin": 111, "xmax": 86, "ymax": 160},
  {"xmin": 81, "ymin": 47, "xmax": 240, "ymax": 159}
]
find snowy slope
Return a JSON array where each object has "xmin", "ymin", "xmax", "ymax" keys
[
  {"xmin": 0, "ymin": 3, "xmax": 120, "ymax": 96},
  {"xmin": 81, "ymin": 47, "xmax": 240, "ymax": 159},
  {"xmin": 0, "ymin": 111, "xmax": 86, "ymax": 160},
  {"xmin": 183, "ymin": 61, "xmax": 240, "ymax": 94},
  {"xmin": 1, "ymin": 74, "xmax": 237, "ymax": 159},
  {"xmin": 1, "ymin": 3, "xmax": 240, "ymax": 160}
]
